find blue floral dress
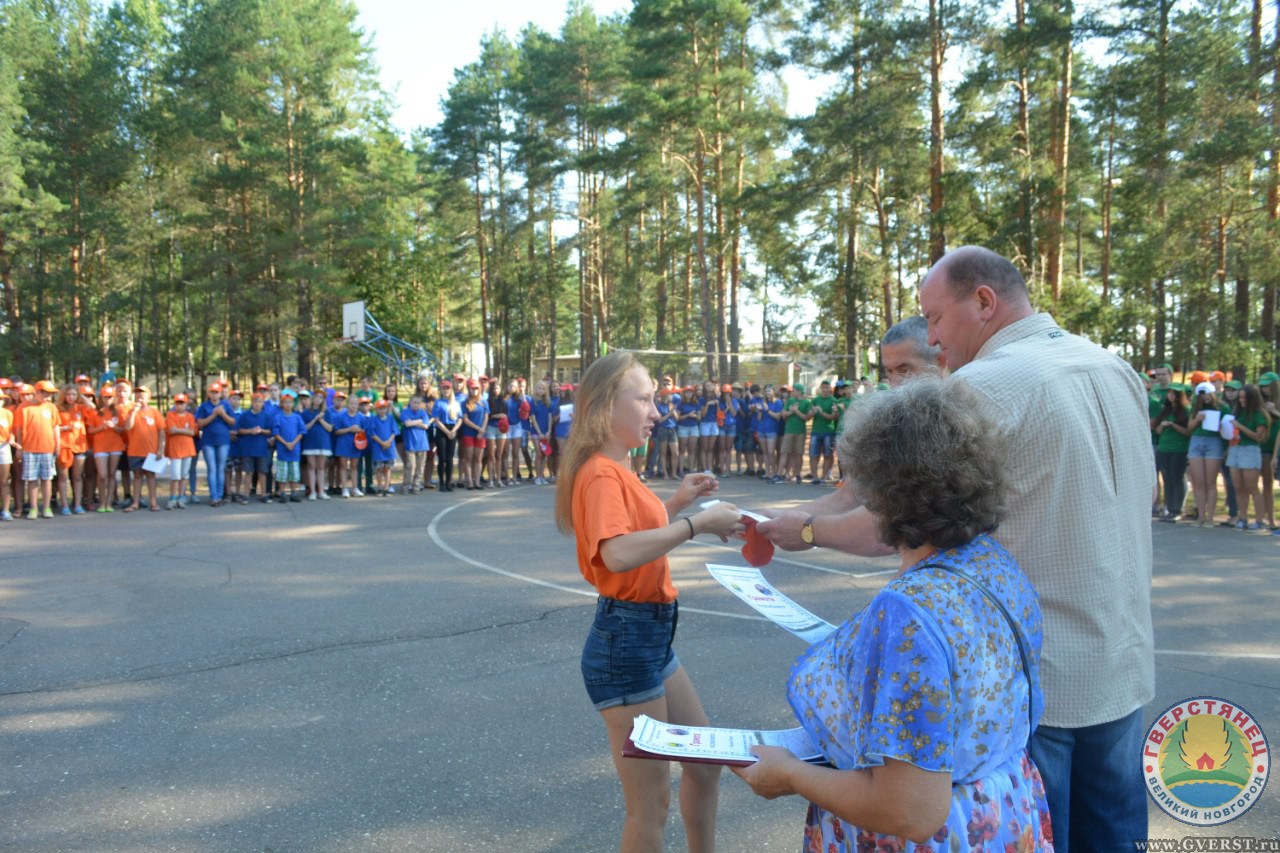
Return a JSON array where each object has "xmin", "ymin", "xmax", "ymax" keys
[{"xmin": 788, "ymin": 534, "xmax": 1055, "ymax": 852}]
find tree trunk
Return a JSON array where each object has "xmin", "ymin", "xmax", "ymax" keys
[
  {"xmin": 1045, "ymin": 3, "xmax": 1073, "ymax": 304},
  {"xmin": 928, "ymin": 0, "xmax": 947, "ymax": 264}
]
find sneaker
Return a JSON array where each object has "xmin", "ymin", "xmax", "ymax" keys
[
  {"xmin": 341, "ymin": 488, "xmax": 350, "ymax": 498},
  {"xmin": 165, "ymin": 499, "xmax": 174, "ymax": 510},
  {"xmin": 387, "ymin": 486, "xmax": 395, "ymax": 494},
  {"xmin": 186, "ymin": 494, "xmax": 199, "ymax": 504},
  {"xmin": 1247, "ymin": 521, "xmax": 1265, "ymax": 531},
  {"xmin": 353, "ymin": 488, "xmax": 364, "ymax": 497},
  {"xmin": 1235, "ymin": 520, "xmax": 1246, "ymax": 530},
  {"xmin": 308, "ymin": 493, "xmax": 318, "ymax": 501},
  {"xmin": 0, "ymin": 511, "xmax": 11, "ymax": 521},
  {"xmin": 60, "ymin": 506, "xmax": 72, "ymax": 516},
  {"xmin": 42, "ymin": 508, "xmax": 54, "ymax": 519},
  {"xmin": 319, "ymin": 491, "xmax": 331, "ymax": 500}
]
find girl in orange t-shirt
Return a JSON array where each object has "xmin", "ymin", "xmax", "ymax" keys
[
  {"xmin": 0, "ymin": 397, "xmax": 12, "ymax": 520},
  {"xmin": 164, "ymin": 396, "xmax": 198, "ymax": 509},
  {"xmin": 553, "ymin": 351, "xmax": 743, "ymax": 852},
  {"xmin": 90, "ymin": 389, "xmax": 127, "ymax": 512},
  {"xmin": 56, "ymin": 385, "xmax": 88, "ymax": 514}
]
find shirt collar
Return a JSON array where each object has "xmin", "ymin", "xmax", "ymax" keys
[{"xmin": 974, "ymin": 312, "xmax": 1059, "ymax": 362}]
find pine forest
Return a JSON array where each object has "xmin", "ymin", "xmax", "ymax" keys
[{"xmin": 2, "ymin": 0, "xmax": 1278, "ymax": 390}]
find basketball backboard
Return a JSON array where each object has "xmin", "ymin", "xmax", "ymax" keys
[{"xmin": 342, "ymin": 300, "xmax": 366, "ymax": 342}]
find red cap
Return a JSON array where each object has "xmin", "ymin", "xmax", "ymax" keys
[
  {"xmin": 0, "ymin": 378, "xmax": 11, "ymax": 389},
  {"xmin": 721, "ymin": 383, "xmax": 732, "ymax": 393},
  {"xmin": 466, "ymin": 379, "xmax": 479, "ymax": 389},
  {"xmin": 79, "ymin": 384, "xmax": 95, "ymax": 396},
  {"xmin": 173, "ymin": 393, "xmax": 189, "ymax": 403},
  {"xmin": 780, "ymin": 385, "xmax": 791, "ymax": 391},
  {"xmin": 357, "ymin": 396, "xmax": 372, "ymax": 404},
  {"xmin": 116, "ymin": 378, "xmax": 132, "ymax": 388},
  {"xmin": 334, "ymin": 390, "xmax": 348, "ymax": 399},
  {"xmin": 229, "ymin": 389, "xmax": 243, "ymax": 397},
  {"xmin": 255, "ymin": 383, "xmax": 269, "ymax": 391},
  {"xmin": 1210, "ymin": 370, "xmax": 1226, "ymax": 382},
  {"xmin": 74, "ymin": 374, "xmax": 90, "ymax": 383},
  {"xmin": 375, "ymin": 399, "xmax": 389, "ymax": 408},
  {"xmin": 208, "ymin": 381, "xmax": 223, "ymax": 392},
  {"xmin": 99, "ymin": 386, "xmax": 115, "ymax": 397}
]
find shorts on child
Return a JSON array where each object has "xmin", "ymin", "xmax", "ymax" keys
[
  {"xmin": 809, "ymin": 433, "xmax": 836, "ymax": 456},
  {"xmin": 484, "ymin": 425, "xmax": 501, "ymax": 441},
  {"xmin": 127, "ymin": 455, "xmax": 148, "ymax": 473},
  {"xmin": 698, "ymin": 422, "xmax": 719, "ymax": 437},
  {"xmin": 374, "ymin": 460, "xmax": 392, "ymax": 471},
  {"xmin": 1226, "ymin": 444, "xmax": 1262, "ymax": 471},
  {"xmin": 677, "ymin": 424, "xmax": 698, "ymax": 439},
  {"xmin": 168, "ymin": 456, "xmax": 192, "ymax": 481},
  {"xmin": 0, "ymin": 443, "xmax": 11, "ymax": 465},
  {"xmin": 735, "ymin": 432, "xmax": 754, "ymax": 453},
  {"xmin": 461, "ymin": 435, "xmax": 486, "ymax": 449},
  {"xmin": 275, "ymin": 459, "xmax": 301, "ymax": 482},
  {"xmin": 508, "ymin": 424, "xmax": 525, "ymax": 440},
  {"xmin": 780, "ymin": 433, "xmax": 806, "ymax": 455},
  {"xmin": 581, "ymin": 596, "xmax": 680, "ymax": 712},
  {"xmin": 656, "ymin": 425, "xmax": 677, "ymax": 445},
  {"xmin": 242, "ymin": 455, "xmax": 270, "ymax": 475},
  {"xmin": 21, "ymin": 451, "xmax": 55, "ymax": 481},
  {"xmin": 1187, "ymin": 434, "xmax": 1226, "ymax": 460},
  {"xmin": 302, "ymin": 448, "xmax": 332, "ymax": 457}
]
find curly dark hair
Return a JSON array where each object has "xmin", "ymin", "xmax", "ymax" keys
[{"xmin": 838, "ymin": 378, "xmax": 1007, "ymax": 550}]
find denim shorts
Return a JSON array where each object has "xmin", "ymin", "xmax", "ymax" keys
[
  {"xmin": 809, "ymin": 432, "xmax": 836, "ymax": 456},
  {"xmin": 656, "ymin": 425, "xmax": 677, "ymax": 445},
  {"xmin": 698, "ymin": 422, "xmax": 719, "ymax": 437},
  {"xmin": 581, "ymin": 596, "xmax": 681, "ymax": 711},
  {"xmin": 1187, "ymin": 434, "xmax": 1225, "ymax": 460},
  {"xmin": 677, "ymin": 424, "xmax": 699, "ymax": 439},
  {"xmin": 1226, "ymin": 444, "xmax": 1262, "ymax": 471}
]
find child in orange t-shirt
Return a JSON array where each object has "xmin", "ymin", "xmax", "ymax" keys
[
  {"xmin": 123, "ymin": 386, "xmax": 165, "ymax": 512},
  {"xmin": 165, "ymin": 395, "xmax": 198, "ymax": 509},
  {"xmin": 0, "ymin": 394, "xmax": 13, "ymax": 520},
  {"xmin": 89, "ymin": 387, "xmax": 126, "ymax": 512},
  {"xmin": 15, "ymin": 380, "xmax": 61, "ymax": 519},
  {"xmin": 553, "ymin": 352, "xmax": 744, "ymax": 852},
  {"xmin": 55, "ymin": 385, "xmax": 89, "ymax": 515}
]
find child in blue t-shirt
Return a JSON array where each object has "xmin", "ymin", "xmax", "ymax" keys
[
  {"xmin": 368, "ymin": 400, "xmax": 399, "ymax": 496},
  {"xmin": 271, "ymin": 391, "xmax": 306, "ymax": 502},
  {"xmin": 299, "ymin": 390, "xmax": 333, "ymax": 500},
  {"xmin": 330, "ymin": 394, "xmax": 365, "ymax": 497},
  {"xmin": 400, "ymin": 395, "xmax": 431, "ymax": 492},
  {"xmin": 236, "ymin": 395, "xmax": 274, "ymax": 503}
]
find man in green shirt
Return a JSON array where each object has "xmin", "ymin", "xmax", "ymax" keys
[
  {"xmin": 808, "ymin": 380, "xmax": 840, "ymax": 483},
  {"xmin": 780, "ymin": 383, "xmax": 811, "ymax": 484}
]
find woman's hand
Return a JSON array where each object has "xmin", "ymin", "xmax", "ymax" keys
[{"xmin": 731, "ymin": 746, "xmax": 803, "ymax": 799}]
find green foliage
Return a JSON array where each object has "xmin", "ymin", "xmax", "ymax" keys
[{"xmin": 2, "ymin": 0, "xmax": 1278, "ymax": 387}]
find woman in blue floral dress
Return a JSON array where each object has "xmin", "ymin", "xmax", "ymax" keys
[{"xmin": 734, "ymin": 378, "xmax": 1054, "ymax": 851}]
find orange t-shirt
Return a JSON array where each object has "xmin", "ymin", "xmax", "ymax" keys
[
  {"xmin": 165, "ymin": 410, "xmax": 197, "ymax": 459},
  {"xmin": 17, "ymin": 401, "xmax": 59, "ymax": 453},
  {"xmin": 125, "ymin": 405, "xmax": 162, "ymax": 457},
  {"xmin": 572, "ymin": 453, "xmax": 677, "ymax": 603},
  {"xmin": 0, "ymin": 407, "xmax": 12, "ymax": 444},
  {"xmin": 58, "ymin": 407, "xmax": 88, "ymax": 454},
  {"xmin": 92, "ymin": 407, "xmax": 127, "ymax": 454}
]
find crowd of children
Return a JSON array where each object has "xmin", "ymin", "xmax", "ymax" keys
[{"xmin": 0, "ymin": 370, "xmax": 888, "ymax": 520}]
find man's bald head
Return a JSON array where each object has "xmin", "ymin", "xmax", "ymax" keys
[{"xmin": 919, "ymin": 246, "xmax": 1036, "ymax": 371}]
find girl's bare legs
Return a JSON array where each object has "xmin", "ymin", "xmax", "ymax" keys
[{"xmin": 598, "ymin": 666, "xmax": 720, "ymax": 853}]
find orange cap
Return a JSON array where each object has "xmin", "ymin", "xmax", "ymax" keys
[
  {"xmin": 99, "ymin": 386, "xmax": 115, "ymax": 397},
  {"xmin": 173, "ymin": 393, "xmax": 189, "ymax": 403},
  {"xmin": 20, "ymin": 383, "xmax": 35, "ymax": 394},
  {"xmin": 35, "ymin": 380, "xmax": 58, "ymax": 393}
]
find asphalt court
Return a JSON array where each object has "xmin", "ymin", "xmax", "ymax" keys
[{"xmin": 2, "ymin": 476, "xmax": 1278, "ymax": 851}]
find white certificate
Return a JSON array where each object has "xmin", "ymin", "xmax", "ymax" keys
[
  {"xmin": 706, "ymin": 564, "xmax": 835, "ymax": 644},
  {"xmin": 627, "ymin": 714, "xmax": 822, "ymax": 766},
  {"xmin": 1201, "ymin": 410, "xmax": 1221, "ymax": 433},
  {"xmin": 142, "ymin": 453, "xmax": 168, "ymax": 475}
]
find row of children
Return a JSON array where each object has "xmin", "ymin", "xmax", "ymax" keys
[
  {"xmin": 641, "ymin": 375, "xmax": 884, "ymax": 486},
  {"xmin": 1146, "ymin": 366, "xmax": 1280, "ymax": 533},
  {"xmin": 0, "ymin": 368, "xmax": 883, "ymax": 519}
]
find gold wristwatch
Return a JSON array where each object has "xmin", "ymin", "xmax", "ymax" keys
[{"xmin": 800, "ymin": 515, "xmax": 817, "ymax": 547}]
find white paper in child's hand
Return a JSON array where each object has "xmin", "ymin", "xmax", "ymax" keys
[{"xmin": 700, "ymin": 500, "xmax": 768, "ymax": 523}]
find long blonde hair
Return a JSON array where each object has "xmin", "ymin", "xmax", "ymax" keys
[{"xmin": 554, "ymin": 351, "xmax": 644, "ymax": 534}]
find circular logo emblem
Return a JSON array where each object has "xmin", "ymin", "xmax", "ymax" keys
[{"xmin": 1143, "ymin": 696, "xmax": 1269, "ymax": 826}]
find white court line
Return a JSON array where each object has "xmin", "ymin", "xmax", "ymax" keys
[
  {"xmin": 425, "ymin": 499, "xmax": 764, "ymax": 622},
  {"xmin": 427, "ymin": 498, "xmax": 1279, "ymax": 660}
]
